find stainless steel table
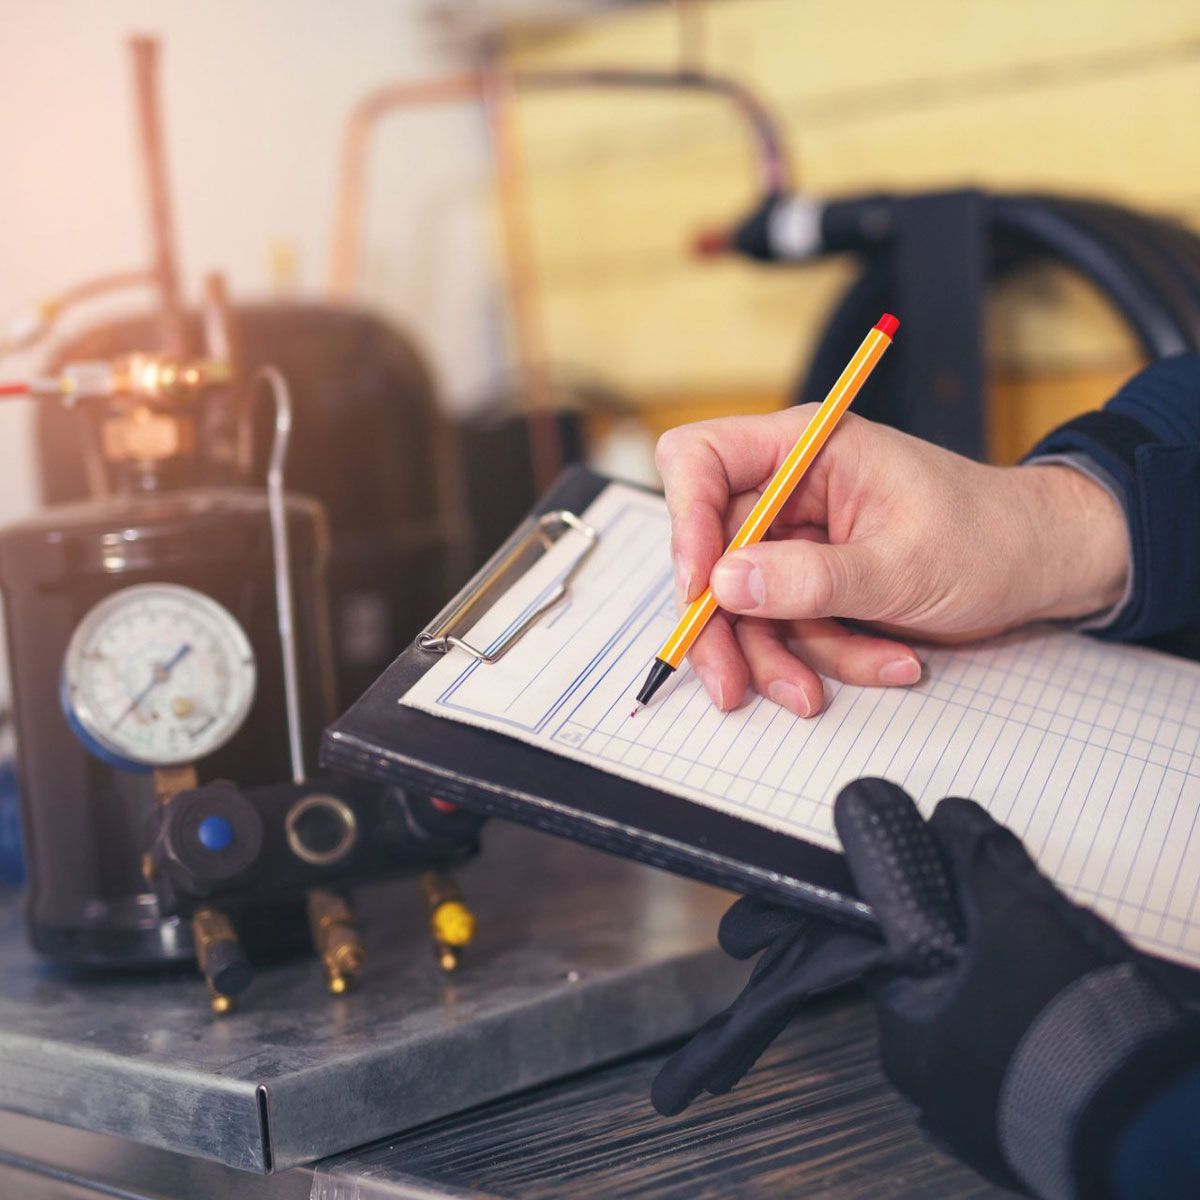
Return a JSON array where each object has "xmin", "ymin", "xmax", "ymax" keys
[
  {"xmin": 0, "ymin": 822, "xmax": 734, "ymax": 1172},
  {"xmin": 0, "ymin": 996, "xmax": 1009, "ymax": 1199},
  {"xmin": 0, "ymin": 821, "xmax": 1009, "ymax": 1198}
]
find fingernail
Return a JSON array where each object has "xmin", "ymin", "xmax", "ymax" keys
[
  {"xmin": 710, "ymin": 555, "xmax": 765, "ymax": 610},
  {"xmin": 878, "ymin": 656, "xmax": 922, "ymax": 686},
  {"xmin": 673, "ymin": 553, "xmax": 694, "ymax": 604},
  {"xmin": 767, "ymin": 680, "xmax": 813, "ymax": 718},
  {"xmin": 697, "ymin": 667, "xmax": 726, "ymax": 709}
]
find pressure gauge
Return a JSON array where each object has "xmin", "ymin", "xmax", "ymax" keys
[{"xmin": 62, "ymin": 583, "xmax": 257, "ymax": 771}]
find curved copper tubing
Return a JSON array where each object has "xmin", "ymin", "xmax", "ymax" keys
[
  {"xmin": 328, "ymin": 66, "xmax": 792, "ymax": 297},
  {"xmin": 329, "ymin": 72, "xmax": 484, "ymax": 299},
  {"xmin": 328, "ymin": 61, "xmax": 792, "ymax": 492},
  {"xmin": 478, "ymin": 61, "xmax": 563, "ymax": 492},
  {"xmin": 515, "ymin": 68, "xmax": 791, "ymax": 195}
]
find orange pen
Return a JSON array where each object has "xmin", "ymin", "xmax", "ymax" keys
[{"xmin": 632, "ymin": 313, "xmax": 899, "ymax": 713}]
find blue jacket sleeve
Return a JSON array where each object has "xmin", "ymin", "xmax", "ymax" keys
[
  {"xmin": 1109, "ymin": 1065, "xmax": 1200, "ymax": 1200},
  {"xmin": 1025, "ymin": 354, "xmax": 1200, "ymax": 643}
]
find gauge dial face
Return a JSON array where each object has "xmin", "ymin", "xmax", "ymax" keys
[{"xmin": 62, "ymin": 583, "xmax": 257, "ymax": 769}]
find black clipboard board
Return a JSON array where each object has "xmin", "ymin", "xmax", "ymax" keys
[{"xmin": 321, "ymin": 466, "xmax": 874, "ymax": 933}]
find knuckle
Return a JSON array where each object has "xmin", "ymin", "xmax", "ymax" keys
[
  {"xmin": 783, "ymin": 545, "xmax": 854, "ymax": 617},
  {"xmin": 670, "ymin": 499, "xmax": 711, "ymax": 550},
  {"xmin": 654, "ymin": 426, "xmax": 691, "ymax": 471},
  {"xmin": 802, "ymin": 551, "xmax": 840, "ymax": 615}
]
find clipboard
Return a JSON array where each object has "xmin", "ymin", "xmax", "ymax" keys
[{"xmin": 321, "ymin": 466, "xmax": 873, "ymax": 932}]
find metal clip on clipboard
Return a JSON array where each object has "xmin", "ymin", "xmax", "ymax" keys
[{"xmin": 417, "ymin": 510, "xmax": 598, "ymax": 664}]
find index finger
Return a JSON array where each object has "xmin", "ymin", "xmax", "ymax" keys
[{"xmin": 656, "ymin": 407, "xmax": 819, "ymax": 601}]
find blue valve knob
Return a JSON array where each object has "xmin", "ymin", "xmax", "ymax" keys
[{"xmin": 197, "ymin": 815, "xmax": 235, "ymax": 852}]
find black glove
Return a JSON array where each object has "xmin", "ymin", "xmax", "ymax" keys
[
  {"xmin": 651, "ymin": 780, "xmax": 960, "ymax": 1115},
  {"xmin": 649, "ymin": 898, "xmax": 884, "ymax": 1110},
  {"xmin": 653, "ymin": 778, "xmax": 1200, "ymax": 1200}
]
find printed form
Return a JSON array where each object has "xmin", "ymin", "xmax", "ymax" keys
[{"xmin": 403, "ymin": 484, "xmax": 1200, "ymax": 968}]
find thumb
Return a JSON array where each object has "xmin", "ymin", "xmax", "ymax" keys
[
  {"xmin": 834, "ymin": 779, "xmax": 964, "ymax": 973},
  {"xmin": 709, "ymin": 539, "xmax": 888, "ymax": 621},
  {"xmin": 718, "ymin": 896, "xmax": 808, "ymax": 959}
]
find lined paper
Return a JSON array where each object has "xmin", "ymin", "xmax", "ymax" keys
[{"xmin": 403, "ymin": 484, "xmax": 1200, "ymax": 968}]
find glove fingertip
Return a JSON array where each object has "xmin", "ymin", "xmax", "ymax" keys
[
  {"xmin": 833, "ymin": 777, "xmax": 917, "ymax": 844},
  {"xmin": 928, "ymin": 796, "xmax": 999, "ymax": 839},
  {"xmin": 930, "ymin": 796, "xmax": 1039, "ymax": 878},
  {"xmin": 719, "ymin": 896, "xmax": 803, "ymax": 959},
  {"xmin": 650, "ymin": 1076, "xmax": 692, "ymax": 1118}
]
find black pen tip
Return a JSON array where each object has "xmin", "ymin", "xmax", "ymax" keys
[{"xmin": 635, "ymin": 659, "xmax": 676, "ymax": 708}]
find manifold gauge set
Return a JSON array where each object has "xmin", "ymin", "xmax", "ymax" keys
[
  {"xmin": 0, "ymin": 37, "xmax": 483, "ymax": 1015},
  {"xmin": 0, "ymin": 335, "xmax": 483, "ymax": 1016}
]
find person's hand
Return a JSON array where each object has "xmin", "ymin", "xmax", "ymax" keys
[
  {"xmin": 655, "ymin": 408, "xmax": 1130, "ymax": 715},
  {"xmin": 650, "ymin": 778, "xmax": 960, "ymax": 1123},
  {"xmin": 651, "ymin": 780, "xmax": 1200, "ymax": 1198}
]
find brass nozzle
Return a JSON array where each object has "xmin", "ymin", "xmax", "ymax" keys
[
  {"xmin": 191, "ymin": 907, "xmax": 249, "ymax": 1015},
  {"xmin": 192, "ymin": 906, "xmax": 235, "ymax": 961},
  {"xmin": 420, "ymin": 871, "xmax": 476, "ymax": 973},
  {"xmin": 307, "ymin": 889, "xmax": 365, "ymax": 995},
  {"xmin": 207, "ymin": 984, "xmax": 235, "ymax": 1015}
]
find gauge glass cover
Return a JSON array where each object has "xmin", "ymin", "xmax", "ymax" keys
[{"xmin": 62, "ymin": 583, "xmax": 257, "ymax": 768}]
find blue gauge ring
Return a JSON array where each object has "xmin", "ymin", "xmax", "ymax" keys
[{"xmin": 60, "ymin": 672, "xmax": 153, "ymax": 774}]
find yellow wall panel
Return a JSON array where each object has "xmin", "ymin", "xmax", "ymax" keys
[{"xmin": 506, "ymin": 0, "xmax": 1200, "ymax": 456}]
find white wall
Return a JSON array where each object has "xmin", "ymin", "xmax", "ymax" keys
[{"xmin": 0, "ymin": 0, "xmax": 502, "ymax": 527}]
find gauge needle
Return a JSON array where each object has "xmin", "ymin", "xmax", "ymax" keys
[{"xmin": 114, "ymin": 643, "xmax": 192, "ymax": 727}]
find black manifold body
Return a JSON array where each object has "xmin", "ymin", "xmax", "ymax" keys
[{"xmin": 145, "ymin": 774, "xmax": 481, "ymax": 917}]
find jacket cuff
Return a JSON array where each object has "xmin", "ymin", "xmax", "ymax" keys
[{"xmin": 996, "ymin": 963, "xmax": 1199, "ymax": 1200}]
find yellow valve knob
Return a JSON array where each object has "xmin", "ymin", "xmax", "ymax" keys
[{"xmin": 432, "ymin": 901, "xmax": 475, "ymax": 949}]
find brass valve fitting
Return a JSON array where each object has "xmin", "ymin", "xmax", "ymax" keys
[
  {"xmin": 307, "ymin": 889, "xmax": 366, "ymax": 995},
  {"xmin": 191, "ymin": 907, "xmax": 252, "ymax": 1015}
]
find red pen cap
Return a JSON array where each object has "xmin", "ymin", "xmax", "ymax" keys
[{"xmin": 874, "ymin": 313, "xmax": 900, "ymax": 338}]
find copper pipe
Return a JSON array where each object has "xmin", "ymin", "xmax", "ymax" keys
[
  {"xmin": 515, "ymin": 68, "xmax": 791, "ymax": 195},
  {"xmin": 673, "ymin": 0, "xmax": 707, "ymax": 71},
  {"xmin": 53, "ymin": 270, "xmax": 153, "ymax": 310},
  {"xmin": 1, "ymin": 270, "xmax": 153, "ymax": 357},
  {"xmin": 479, "ymin": 57, "xmax": 562, "ymax": 493},
  {"xmin": 201, "ymin": 272, "xmax": 252, "ymax": 477},
  {"xmin": 201, "ymin": 273, "xmax": 236, "ymax": 373},
  {"xmin": 327, "ymin": 61, "xmax": 791, "ymax": 494},
  {"xmin": 329, "ymin": 72, "xmax": 484, "ymax": 298},
  {"xmin": 328, "ymin": 65, "xmax": 791, "ymax": 298},
  {"xmin": 129, "ymin": 37, "xmax": 187, "ymax": 356}
]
